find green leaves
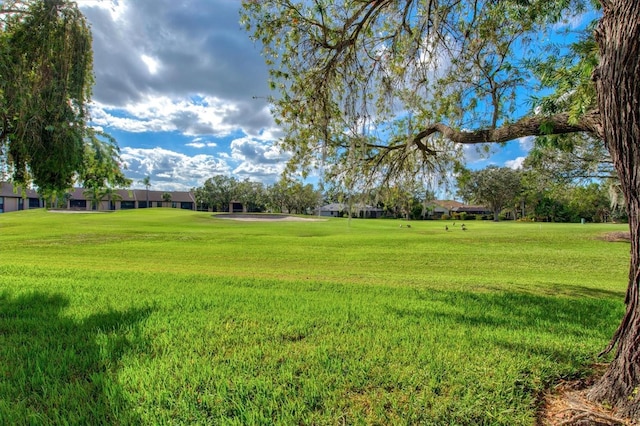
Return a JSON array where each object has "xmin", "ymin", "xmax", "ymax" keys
[
  {"xmin": 242, "ymin": 0, "xmax": 598, "ymax": 189},
  {"xmin": 0, "ymin": 0, "xmax": 96, "ymax": 191},
  {"xmin": 456, "ymin": 165, "xmax": 523, "ymax": 220},
  {"xmin": 79, "ymin": 129, "xmax": 131, "ymax": 192},
  {"xmin": 528, "ymin": 29, "xmax": 598, "ymax": 123}
]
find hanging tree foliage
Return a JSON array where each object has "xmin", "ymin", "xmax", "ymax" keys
[
  {"xmin": 0, "ymin": 0, "xmax": 95, "ymax": 192},
  {"xmin": 243, "ymin": 0, "xmax": 640, "ymax": 417}
]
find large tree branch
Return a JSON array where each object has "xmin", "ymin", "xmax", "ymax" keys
[
  {"xmin": 412, "ymin": 110, "xmax": 602, "ymax": 148},
  {"xmin": 0, "ymin": 9, "xmax": 25, "ymax": 14}
]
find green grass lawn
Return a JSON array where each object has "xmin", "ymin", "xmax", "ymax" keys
[{"xmin": 0, "ymin": 209, "xmax": 630, "ymax": 425}]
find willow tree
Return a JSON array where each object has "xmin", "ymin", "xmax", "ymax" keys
[
  {"xmin": 242, "ymin": 0, "xmax": 640, "ymax": 416},
  {"xmin": 80, "ymin": 129, "xmax": 132, "ymax": 196},
  {"xmin": 0, "ymin": 0, "xmax": 94, "ymax": 192}
]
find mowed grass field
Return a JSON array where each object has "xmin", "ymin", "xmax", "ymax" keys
[{"xmin": 0, "ymin": 208, "xmax": 630, "ymax": 425}]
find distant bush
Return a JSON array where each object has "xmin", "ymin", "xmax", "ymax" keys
[
  {"xmin": 441, "ymin": 214, "xmax": 450, "ymax": 220},
  {"xmin": 517, "ymin": 217, "xmax": 535, "ymax": 222}
]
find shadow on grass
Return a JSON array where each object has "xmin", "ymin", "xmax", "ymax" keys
[
  {"xmin": 0, "ymin": 291, "xmax": 153, "ymax": 424},
  {"xmin": 387, "ymin": 289, "xmax": 623, "ymax": 365},
  {"xmin": 526, "ymin": 283, "xmax": 625, "ymax": 300}
]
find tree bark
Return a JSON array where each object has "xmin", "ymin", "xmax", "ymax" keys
[
  {"xmin": 410, "ymin": 110, "xmax": 602, "ymax": 147},
  {"xmin": 586, "ymin": 0, "xmax": 640, "ymax": 418}
]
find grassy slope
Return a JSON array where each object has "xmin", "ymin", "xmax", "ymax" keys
[{"xmin": 0, "ymin": 209, "xmax": 629, "ymax": 425}]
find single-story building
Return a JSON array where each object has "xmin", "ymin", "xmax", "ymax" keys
[
  {"xmin": 67, "ymin": 187, "xmax": 136, "ymax": 211},
  {"xmin": 424, "ymin": 200, "xmax": 465, "ymax": 219},
  {"xmin": 318, "ymin": 203, "xmax": 345, "ymax": 217},
  {"xmin": 66, "ymin": 188, "xmax": 196, "ymax": 211},
  {"xmin": 318, "ymin": 203, "xmax": 385, "ymax": 218},
  {"xmin": 131, "ymin": 189, "xmax": 196, "ymax": 210},
  {"xmin": 0, "ymin": 182, "xmax": 196, "ymax": 213},
  {"xmin": 422, "ymin": 200, "xmax": 492, "ymax": 219},
  {"xmin": 450, "ymin": 204, "xmax": 493, "ymax": 216},
  {"xmin": 0, "ymin": 182, "xmax": 43, "ymax": 213}
]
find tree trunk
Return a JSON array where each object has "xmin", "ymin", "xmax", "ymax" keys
[
  {"xmin": 587, "ymin": 1, "xmax": 640, "ymax": 418},
  {"xmin": 492, "ymin": 204, "xmax": 500, "ymax": 222}
]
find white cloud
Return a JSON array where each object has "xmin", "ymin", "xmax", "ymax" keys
[
  {"xmin": 517, "ymin": 136, "xmax": 534, "ymax": 152},
  {"xmin": 231, "ymin": 137, "xmax": 289, "ymax": 164},
  {"xmin": 232, "ymin": 163, "xmax": 284, "ymax": 181},
  {"xmin": 81, "ymin": 0, "xmax": 273, "ymax": 134},
  {"xmin": 229, "ymin": 137, "xmax": 290, "ymax": 181},
  {"xmin": 121, "ymin": 147, "xmax": 231, "ymax": 190},
  {"xmin": 72, "ymin": 1, "xmax": 293, "ymax": 188},
  {"xmin": 140, "ymin": 54, "xmax": 160, "ymax": 74},
  {"xmin": 462, "ymin": 143, "xmax": 494, "ymax": 164},
  {"xmin": 505, "ymin": 156, "xmax": 526, "ymax": 170},
  {"xmin": 186, "ymin": 141, "xmax": 218, "ymax": 149},
  {"xmin": 90, "ymin": 94, "xmax": 239, "ymax": 136}
]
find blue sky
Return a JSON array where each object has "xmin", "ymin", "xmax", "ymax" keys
[{"xmin": 76, "ymin": 0, "xmax": 591, "ymax": 192}]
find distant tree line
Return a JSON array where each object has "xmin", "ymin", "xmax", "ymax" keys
[
  {"xmin": 194, "ymin": 132, "xmax": 624, "ymax": 223},
  {"xmin": 456, "ymin": 165, "xmax": 622, "ymax": 223},
  {"xmin": 191, "ymin": 175, "xmax": 321, "ymax": 214},
  {"xmin": 456, "ymin": 134, "xmax": 624, "ymax": 223}
]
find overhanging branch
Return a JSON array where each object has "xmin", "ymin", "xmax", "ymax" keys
[{"xmin": 412, "ymin": 110, "xmax": 602, "ymax": 148}]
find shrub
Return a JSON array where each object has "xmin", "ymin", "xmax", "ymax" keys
[{"xmin": 517, "ymin": 217, "xmax": 535, "ymax": 222}]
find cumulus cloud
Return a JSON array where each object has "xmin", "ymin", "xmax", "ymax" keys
[
  {"xmin": 80, "ymin": 0, "xmax": 274, "ymax": 135},
  {"xmin": 505, "ymin": 156, "xmax": 526, "ymax": 170},
  {"xmin": 231, "ymin": 137, "xmax": 288, "ymax": 163},
  {"xmin": 90, "ymin": 95, "xmax": 240, "ymax": 136},
  {"xmin": 229, "ymin": 137, "xmax": 290, "ymax": 181},
  {"xmin": 119, "ymin": 139, "xmax": 291, "ymax": 189},
  {"xmin": 121, "ymin": 147, "xmax": 231, "ymax": 190},
  {"xmin": 186, "ymin": 141, "xmax": 218, "ymax": 149},
  {"xmin": 186, "ymin": 142, "xmax": 206, "ymax": 148}
]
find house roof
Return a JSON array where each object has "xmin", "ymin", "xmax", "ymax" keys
[
  {"xmin": 0, "ymin": 182, "xmax": 41, "ymax": 198},
  {"xmin": 133, "ymin": 190, "xmax": 195, "ymax": 203},
  {"xmin": 320, "ymin": 203, "xmax": 346, "ymax": 211},
  {"xmin": 319, "ymin": 203, "xmax": 383, "ymax": 212},
  {"xmin": 1, "ymin": 183, "xmax": 197, "ymax": 204},
  {"xmin": 69, "ymin": 187, "xmax": 136, "ymax": 201},
  {"xmin": 66, "ymin": 188, "xmax": 195, "ymax": 203},
  {"xmin": 451, "ymin": 205, "xmax": 491, "ymax": 213},
  {"xmin": 429, "ymin": 200, "xmax": 465, "ymax": 210}
]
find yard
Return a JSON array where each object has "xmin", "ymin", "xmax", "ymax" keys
[{"xmin": 0, "ymin": 209, "xmax": 629, "ymax": 424}]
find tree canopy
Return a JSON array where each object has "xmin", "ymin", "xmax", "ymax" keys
[
  {"xmin": 0, "ymin": 0, "xmax": 112, "ymax": 192},
  {"xmin": 456, "ymin": 166, "xmax": 522, "ymax": 221},
  {"xmin": 193, "ymin": 175, "xmax": 321, "ymax": 214},
  {"xmin": 242, "ymin": 0, "xmax": 601, "ymax": 188},
  {"xmin": 243, "ymin": 0, "xmax": 640, "ymax": 416}
]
